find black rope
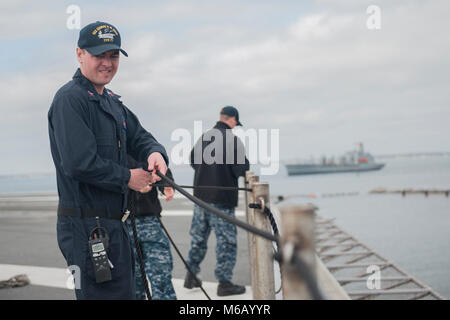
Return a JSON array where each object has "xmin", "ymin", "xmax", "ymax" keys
[
  {"xmin": 129, "ymin": 193, "xmax": 152, "ymax": 300},
  {"xmin": 155, "ymin": 171, "xmax": 279, "ymax": 243},
  {"xmin": 156, "ymin": 216, "xmax": 212, "ymax": 300},
  {"xmin": 273, "ymin": 250, "xmax": 324, "ymax": 300},
  {"xmin": 248, "ymin": 203, "xmax": 280, "ymax": 240},
  {"xmin": 291, "ymin": 254, "xmax": 324, "ymax": 300},
  {"xmin": 262, "ymin": 206, "xmax": 283, "ymax": 295},
  {"xmin": 248, "ymin": 202, "xmax": 283, "ymax": 294},
  {"xmin": 152, "ymin": 170, "xmax": 322, "ymax": 300},
  {"xmin": 260, "ymin": 205, "xmax": 282, "ymax": 294},
  {"xmin": 264, "ymin": 207, "xmax": 279, "ymax": 237},
  {"xmin": 149, "ymin": 183, "xmax": 252, "ymax": 192}
]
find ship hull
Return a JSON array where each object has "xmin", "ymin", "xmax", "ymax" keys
[{"xmin": 285, "ymin": 163, "xmax": 385, "ymax": 176}]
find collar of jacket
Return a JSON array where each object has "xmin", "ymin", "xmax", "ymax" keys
[
  {"xmin": 214, "ymin": 121, "xmax": 231, "ymax": 130},
  {"xmin": 72, "ymin": 68, "xmax": 122, "ymax": 101},
  {"xmin": 72, "ymin": 68, "xmax": 102, "ymax": 101},
  {"xmin": 72, "ymin": 68, "xmax": 123, "ymax": 126}
]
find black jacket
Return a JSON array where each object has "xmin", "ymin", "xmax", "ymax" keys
[
  {"xmin": 48, "ymin": 69, "xmax": 168, "ymax": 218},
  {"xmin": 190, "ymin": 121, "xmax": 249, "ymax": 207},
  {"xmin": 127, "ymin": 155, "xmax": 174, "ymax": 217}
]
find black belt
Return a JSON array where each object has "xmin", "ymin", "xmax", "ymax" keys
[{"xmin": 58, "ymin": 206, "xmax": 124, "ymax": 220}]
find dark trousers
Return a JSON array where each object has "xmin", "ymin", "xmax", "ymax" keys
[{"xmin": 56, "ymin": 215, "xmax": 135, "ymax": 299}]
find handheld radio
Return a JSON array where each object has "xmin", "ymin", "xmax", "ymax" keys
[{"xmin": 89, "ymin": 217, "xmax": 113, "ymax": 283}]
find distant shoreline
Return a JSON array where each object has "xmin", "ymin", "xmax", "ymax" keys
[
  {"xmin": 375, "ymin": 152, "xmax": 450, "ymax": 159},
  {"xmin": 0, "ymin": 153, "xmax": 449, "ymax": 178},
  {"xmin": 283, "ymin": 152, "xmax": 450, "ymax": 166},
  {"xmin": 0, "ymin": 172, "xmax": 56, "ymax": 179}
]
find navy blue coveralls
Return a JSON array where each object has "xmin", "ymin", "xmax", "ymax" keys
[{"xmin": 48, "ymin": 68, "xmax": 168, "ymax": 299}]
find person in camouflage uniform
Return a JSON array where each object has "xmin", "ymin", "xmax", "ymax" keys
[
  {"xmin": 127, "ymin": 155, "xmax": 176, "ymax": 300},
  {"xmin": 185, "ymin": 106, "xmax": 249, "ymax": 296},
  {"xmin": 187, "ymin": 203, "xmax": 238, "ymax": 282}
]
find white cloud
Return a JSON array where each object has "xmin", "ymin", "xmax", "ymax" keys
[{"xmin": 1, "ymin": 0, "xmax": 450, "ymax": 174}]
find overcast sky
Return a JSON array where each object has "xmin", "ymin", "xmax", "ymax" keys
[{"xmin": 1, "ymin": 0, "xmax": 449, "ymax": 175}]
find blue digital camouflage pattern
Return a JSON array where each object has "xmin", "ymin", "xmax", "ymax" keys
[
  {"xmin": 127, "ymin": 215, "xmax": 176, "ymax": 300},
  {"xmin": 186, "ymin": 203, "xmax": 237, "ymax": 282}
]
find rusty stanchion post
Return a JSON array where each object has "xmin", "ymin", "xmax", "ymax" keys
[
  {"xmin": 279, "ymin": 203, "xmax": 318, "ymax": 300},
  {"xmin": 251, "ymin": 182, "xmax": 275, "ymax": 299}
]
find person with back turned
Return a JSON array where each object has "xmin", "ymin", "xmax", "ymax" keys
[
  {"xmin": 48, "ymin": 21, "xmax": 168, "ymax": 299},
  {"xmin": 184, "ymin": 106, "xmax": 250, "ymax": 296}
]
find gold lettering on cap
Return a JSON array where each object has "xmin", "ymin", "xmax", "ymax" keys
[{"xmin": 92, "ymin": 25, "xmax": 114, "ymax": 35}]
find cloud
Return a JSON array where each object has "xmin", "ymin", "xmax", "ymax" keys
[{"xmin": 1, "ymin": 0, "xmax": 450, "ymax": 175}]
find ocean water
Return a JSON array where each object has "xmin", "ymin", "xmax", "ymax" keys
[
  {"xmin": 264, "ymin": 156, "xmax": 450, "ymax": 299},
  {"xmin": 0, "ymin": 156, "xmax": 449, "ymax": 298}
]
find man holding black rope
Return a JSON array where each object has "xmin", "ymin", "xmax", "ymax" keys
[{"xmin": 48, "ymin": 21, "xmax": 168, "ymax": 299}]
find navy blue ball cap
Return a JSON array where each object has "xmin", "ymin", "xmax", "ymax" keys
[
  {"xmin": 78, "ymin": 21, "xmax": 128, "ymax": 57},
  {"xmin": 220, "ymin": 106, "xmax": 242, "ymax": 126}
]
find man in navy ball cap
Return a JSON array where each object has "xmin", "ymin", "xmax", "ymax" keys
[
  {"xmin": 220, "ymin": 106, "xmax": 242, "ymax": 126},
  {"xmin": 78, "ymin": 21, "xmax": 128, "ymax": 57},
  {"xmin": 74, "ymin": 21, "xmax": 130, "ymax": 95},
  {"xmin": 48, "ymin": 21, "xmax": 169, "ymax": 299}
]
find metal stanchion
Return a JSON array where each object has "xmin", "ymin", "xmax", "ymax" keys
[
  {"xmin": 279, "ymin": 203, "xmax": 320, "ymax": 300},
  {"xmin": 251, "ymin": 182, "xmax": 275, "ymax": 300}
]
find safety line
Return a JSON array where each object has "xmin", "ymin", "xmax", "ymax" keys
[
  {"xmin": 151, "ymin": 170, "xmax": 324, "ymax": 300},
  {"xmin": 157, "ymin": 216, "xmax": 212, "ymax": 300},
  {"xmin": 149, "ymin": 183, "xmax": 252, "ymax": 192},
  {"xmin": 129, "ymin": 193, "xmax": 152, "ymax": 300},
  {"xmin": 155, "ymin": 171, "xmax": 278, "ymax": 243}
]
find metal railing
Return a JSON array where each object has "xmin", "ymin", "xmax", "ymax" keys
[
  {"xmin": 156, "ymin": 169, "xmax": 324, "ymax": 300},
  {"xmin": 244, "ymin": 171, "xmax": 324, "ymax": 300}
]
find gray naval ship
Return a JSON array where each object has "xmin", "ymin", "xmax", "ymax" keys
[{"xmin": 285, "ymin": 143, "xmax": 385, "ymax": 176}]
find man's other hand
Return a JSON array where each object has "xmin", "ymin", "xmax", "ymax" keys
[
  {"xmin": 163, "ymin": 187, "xmax": 174, "ymax": 202},
  {"xmin": 128, "ymin": 168, "xmax": 151, "ymax": 192},
  {"xmin": 139, "ymin": 185, "xmax": 153, "ymax": 194},
  {"xmin": 147, "ymin": 152, "xmax": 167, "ymax": 182}
]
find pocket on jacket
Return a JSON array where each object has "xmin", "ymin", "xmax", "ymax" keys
[{"xmin": 96, "ymin": 136, "xmax": 114, "ymax": 160}]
